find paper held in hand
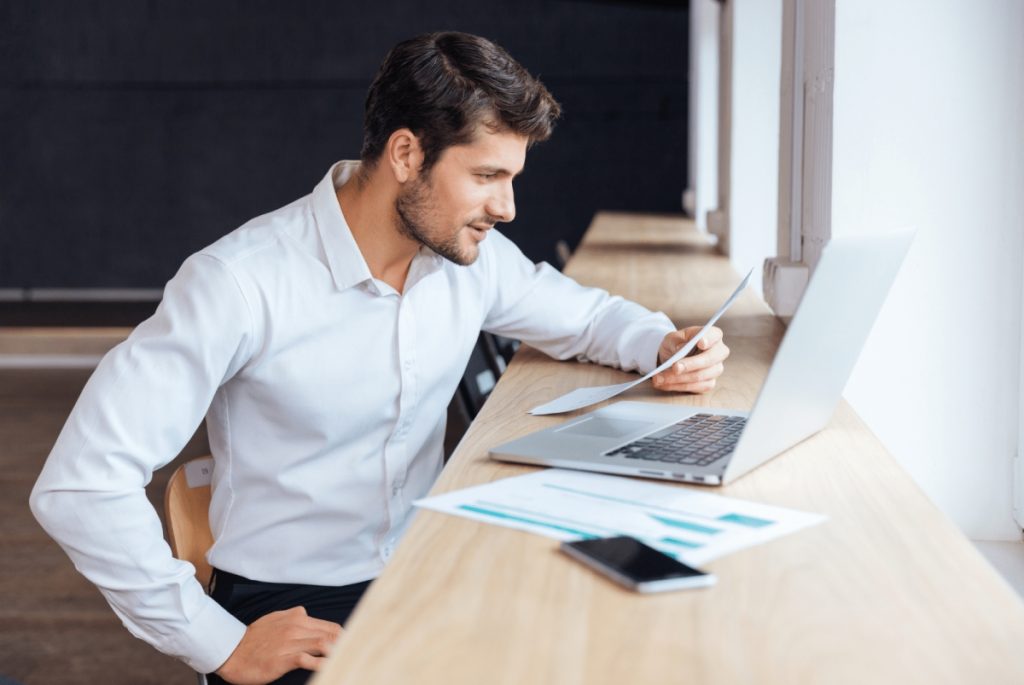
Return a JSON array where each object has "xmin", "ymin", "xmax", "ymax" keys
[{"xmin": 528, "ymin": 268, "xmax": 754, "ymax": 416}]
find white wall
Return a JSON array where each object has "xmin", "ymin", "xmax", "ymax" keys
[
  {"xmin": 728, "ymin": 0, "xmax": 783, "ymax": 293},
  {"xmin": 686, "ymin": 0, "xmax": 720, "ymax": 231},
  {"xmin": 832, "ymin": 0, "xmax": 1024, "ymax": 539},
  {"xmin": 1020, "ymin": 243, "xmax": 1024, "ymax": 529}
]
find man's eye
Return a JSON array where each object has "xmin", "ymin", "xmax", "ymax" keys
[{"xmin": 476, "ymin": 173, "xmax": 497, "ymax": 179}]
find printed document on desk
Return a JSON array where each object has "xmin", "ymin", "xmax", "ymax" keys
[
  {"xmin": 415, "ymin": 468, "xmax": 824, "ymax": 565},
  {"xmin": 528, "ymin": 268, "xmax": 753, "ymax": 416}
]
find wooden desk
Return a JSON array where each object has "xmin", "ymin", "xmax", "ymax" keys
[{"xmin": 312, "ymin": 212, "xmax": 1024, "ymax": 684}]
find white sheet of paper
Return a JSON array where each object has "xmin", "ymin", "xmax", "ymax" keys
[
  {"xmin": 414, "ymin": 468, "xmax": 825, "ymax": 565},
  {"xmin": 528, "ymin": 268, "xmax": 754, "ymax": 415}
]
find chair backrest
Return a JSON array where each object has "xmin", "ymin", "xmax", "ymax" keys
[{"xmin": 164, "ymin": 456, "xmax": 215, "ymax": 589}]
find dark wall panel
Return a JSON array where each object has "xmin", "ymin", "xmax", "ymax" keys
[
  {"xmin": 2, "ymin": 88, "xmax": 362, "ymax": 286},
  {"xmin": 0, "ymin": 0, "xmax": 688, "ymax": 289}
]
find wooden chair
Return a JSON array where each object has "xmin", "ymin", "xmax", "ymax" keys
[{"xmin": 164, "ymin": 456, "xmax": 215, "ymax": 591}]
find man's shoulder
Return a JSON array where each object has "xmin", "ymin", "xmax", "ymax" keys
[{"xmin": 199, "ymin": 194, "xmax": 313, "ymax": 271}]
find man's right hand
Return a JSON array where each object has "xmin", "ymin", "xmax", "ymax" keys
[{"xmin": 215, "ymin": 606, "xmax": 343, "ymax": 684}]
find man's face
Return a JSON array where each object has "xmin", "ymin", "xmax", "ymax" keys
[{"xmin": 395, "ymin": 127, "xmax": 527, "ymax": 266}]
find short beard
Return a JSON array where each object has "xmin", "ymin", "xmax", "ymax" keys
[{"xmin": 394, "ymin": 173, "xmax": 474, "ymax": 266}]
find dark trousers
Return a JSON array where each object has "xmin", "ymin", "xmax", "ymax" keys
[{"xmin": 205, "ymin": 568, "xmax": 372, "ymax": 685}]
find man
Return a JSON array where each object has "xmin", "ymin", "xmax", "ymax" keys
[{"xmin": 30, "ymin": 32, "xmax": 729, "ymax": 684}]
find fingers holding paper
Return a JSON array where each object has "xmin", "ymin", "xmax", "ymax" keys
[{"xmin": 654, "ymin": 326, "xmax": 729, "ymax": 394}]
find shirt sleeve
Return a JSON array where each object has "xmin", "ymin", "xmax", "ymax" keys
[
  {"xmin": 29, "ymin": 253, "xmax": 253, "ymax": 674},
  {"xmin": 481, "ymin": 230, "xmax": 675, "ymax": 374}
]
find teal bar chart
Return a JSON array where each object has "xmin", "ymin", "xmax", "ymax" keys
[{"xmin": 418, "ymin": 469, "xmax": 825, "ymax": 565}]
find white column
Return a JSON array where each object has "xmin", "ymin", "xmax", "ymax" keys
[
  {"xmin": 721, "ymin": 0, "xmax": 783, "ymax": 287},
  {"xmin": 684, "ymin": 0, "xmax": 720, "ymax": 233},
  {"xmin": 764, "ymin": 0, "xmax": 834, "ymax": 316}
]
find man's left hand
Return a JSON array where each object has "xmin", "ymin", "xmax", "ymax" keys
[{"xmin": 653, "ymin": 326, "xmax": 729, "ymax": 394}]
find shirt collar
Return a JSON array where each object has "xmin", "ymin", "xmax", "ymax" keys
[
  {"xmin": 312, "ymin": 161, "xmax": 445, "ymax": 294},
  {"xmin": 312, "ymin": 161, "xmax": 374, "ymax": 292}
]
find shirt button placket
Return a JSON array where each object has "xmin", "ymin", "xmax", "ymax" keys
[{"xmin": 384, "ymin": 298, "xmax": 413, "ymax": 542}]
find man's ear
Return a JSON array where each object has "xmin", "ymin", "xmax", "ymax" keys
[{"xmin": 385, "ymin": 128, "xmax": 424, "ymax": 184}]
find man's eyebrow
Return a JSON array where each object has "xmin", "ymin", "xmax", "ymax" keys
[{"xmin": 473, "ymin": 165, "xmax": 525, "ymax": 178}]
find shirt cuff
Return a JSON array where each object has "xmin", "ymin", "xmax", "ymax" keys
[
  {"xmin": 174, "ymin": 597, "xmax": 248, "ymax": 675},
  {"xmin": 626, "ymin": 315, "xmax": 676, "ymax": 375}
]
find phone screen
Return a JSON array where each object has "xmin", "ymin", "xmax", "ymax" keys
[{"xmin": 564, "ymin": 536, "xmax": 706, "ymax": 583}]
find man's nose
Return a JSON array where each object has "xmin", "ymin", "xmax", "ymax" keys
[{"xmin": 487, "ymin": 182, "xmax": 516, "ymax": 223}]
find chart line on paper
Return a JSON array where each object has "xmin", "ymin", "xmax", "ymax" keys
[
  {"xmin": 542, "ymin": 482, "xmax": 756, "ymax": 529},
  {"xmin": 475, "ymin": 501, "xmax": 708, "ymax": 550},
  {"xmin": 476, "ymin": 500, "xmax": 623, "ymax": 538},
  {"xmin": 657, "ymin": 536, "xmax": 703, "ymax": 549},
  {"xmin": 648, "ymin": 514, "xmax": 721, "ymax": 535},
  {"xmin": 718, "ymin": 513, "xmax": 774, "ymax": 528},
  {"xmin": 457, "ymin": 504, "xmax": 599, "ymax": 538}
]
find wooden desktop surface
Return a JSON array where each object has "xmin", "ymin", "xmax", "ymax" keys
[{"xmin": 311, "ymin": 212, "xmax": 1024, "ymax": 684}]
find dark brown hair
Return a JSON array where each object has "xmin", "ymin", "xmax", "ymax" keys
[{"xmin": 360, "ymin": 32, "xmax": 562, "ymax": 173}]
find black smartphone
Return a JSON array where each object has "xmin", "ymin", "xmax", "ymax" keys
[{"xmin": 560, "ymin": 535, "xmax": 716, "ymax": 593}]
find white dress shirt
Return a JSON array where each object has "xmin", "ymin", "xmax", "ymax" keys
[{"xmin": 30, "ymin": 161, "xmax": 675, "ymax": 673}]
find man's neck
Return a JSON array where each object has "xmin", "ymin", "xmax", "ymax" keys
[{"xmin": 336, "ymin": 166, "xmax": 419, "ymax": 293}]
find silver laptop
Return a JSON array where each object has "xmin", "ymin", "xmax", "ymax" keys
[{"xmin": 490, "ymin": 231, "xmax": 913, "ymax": 485}]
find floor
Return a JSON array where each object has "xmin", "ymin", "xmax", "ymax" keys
[{"xmin": 1, "ymin": 367, "xmax": 200, "ymax": 684}]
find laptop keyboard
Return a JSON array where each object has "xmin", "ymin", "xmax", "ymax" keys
[{"xmin": 604, "ymin": 414, "xmax": 746, "ymax": 467}]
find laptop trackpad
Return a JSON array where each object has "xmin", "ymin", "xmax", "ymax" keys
[{"xmin": 556, "ymin": 416, "xmax": 652, "ymax": 439}]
